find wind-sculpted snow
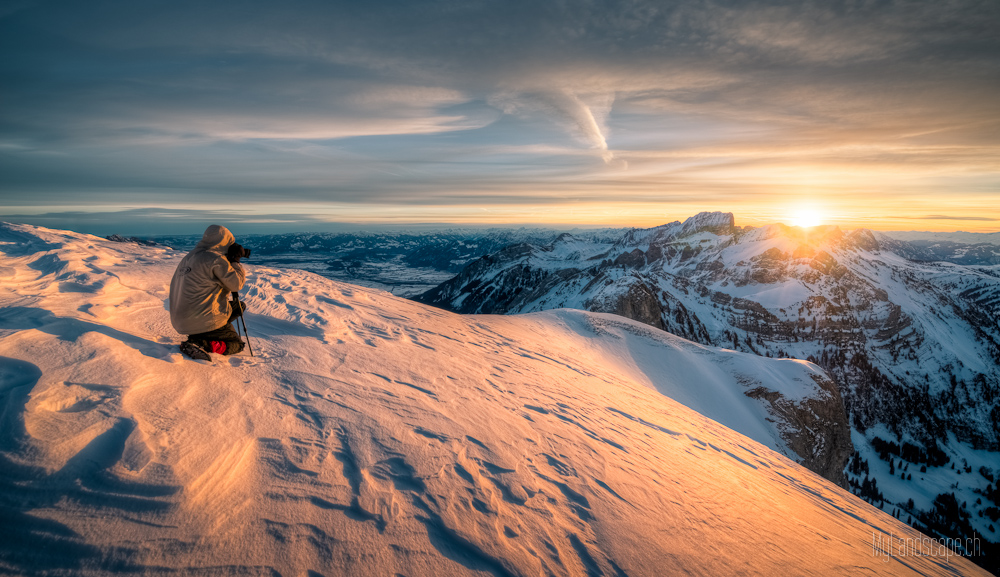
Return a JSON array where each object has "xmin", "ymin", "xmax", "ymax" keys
[{"xmin": 0, "ymin": 223, "xmax": 990, "ymax": 576}]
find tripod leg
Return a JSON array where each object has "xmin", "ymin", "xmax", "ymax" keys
[
  {"xmin": 240, "ymin": 314, "xmax": 254, "ymax": 357},
  {"xmin": 231, "ymin": 293, "xmax": 254, "ymax": 357}
]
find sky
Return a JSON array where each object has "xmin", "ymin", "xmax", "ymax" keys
[{"xmin": 1, "ymin": 0, "xmax": 998, "ymax": 235}]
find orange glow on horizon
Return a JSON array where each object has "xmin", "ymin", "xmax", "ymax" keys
[{"xmin": 4, "ymin": 198, "xmax": 999, "ymax": 233}]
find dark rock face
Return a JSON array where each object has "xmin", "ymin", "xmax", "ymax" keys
[
  {"xmin": 745, "ymin": 374, "xmax": 853, "ymax": 487},
  {"xmin": 607, "ymin": 281, "xmax": 663, "ymax": 330},
  {"xmin": 106, "ymin": 234, "xmax": 159, "ymax": 246},
  {"xmin": 613, "ymin": 248, "xmax": 646, "ymax": 268}
]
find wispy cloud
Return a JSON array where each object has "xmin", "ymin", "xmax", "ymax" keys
[
  {"xmin": 488, "ymin": 89, "xmax": 624, "ymax": 165},
  {"xmin": 916, "ymin": 215, "xmax": 998, "ymax": 222}
]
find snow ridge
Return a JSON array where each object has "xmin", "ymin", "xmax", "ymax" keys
[{"xmin": 0, "ymin": 222, "xmax": 989, "ymax": 575}]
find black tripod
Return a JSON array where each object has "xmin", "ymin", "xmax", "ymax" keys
[{"xmin": 232, "ymin": 291, "xmax": 254, "ymax": 357}]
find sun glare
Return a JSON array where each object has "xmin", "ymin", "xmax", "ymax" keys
[{"xmin": 790, "ymin": 208, "xmax": 823, "ymax": 228}]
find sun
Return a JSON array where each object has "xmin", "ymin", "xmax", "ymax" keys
[{"xmin": 790, "ymin": 208, "xmax": 823, "ymax": 228}]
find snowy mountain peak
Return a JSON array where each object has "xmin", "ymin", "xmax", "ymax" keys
[
  {"xmin": 845, "ymin": 228, "xmax": 880, "ymax": 251},
  {"xmin": 680, "ymin": 210, "xmax": 736, "ymax": 235}
]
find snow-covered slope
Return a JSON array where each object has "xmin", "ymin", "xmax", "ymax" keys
[
  {"xmin": 417, "ymin": 212, "xmax": 1000, "ymax": 573},
  {"xmin": 0, "ymin": 223, "xmax": 989, "ymax": 576}
]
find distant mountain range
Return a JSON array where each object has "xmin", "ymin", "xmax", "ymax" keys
[
  {"xmin": 881, "ymin": 230, "xmax": 1000, "ymax": 247},
  {"xmin": 124, "ymin": 224, "xmax": 1000, "ymax": 297},
  {"xmin": 143, "ymin": 228, "xmax": 627, "ymax": 296},
  {"xmin": 414, "ymin": 212, "xmax": 1000, "ymax": 571},
  {"xmin": 877, "ymin": 232, "xmax": 1000, "ymax": 266}
]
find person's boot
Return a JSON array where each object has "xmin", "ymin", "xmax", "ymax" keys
[
  {"xmin": 223, "ymin": 340, "xmax": 246, "ymax": 355},
  {"xmin": 180, "ymin": 341, "xmax": 212, "ymax": 361}
]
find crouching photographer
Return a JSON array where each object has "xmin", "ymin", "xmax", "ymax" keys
[{"xmin": 168, "ymin": 224, "xmax": 250, "ymax": 361}]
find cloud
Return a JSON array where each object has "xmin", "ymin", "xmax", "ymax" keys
[
  {"xmin": 488, "ymin": 89, "xmax": 625, "ymax": 165},
  {"xmin": 916, "ymin": 215, "xmax": 998, "ymax": 222},
  {"xmin": 0, "ymin": 0, "xmax": 997, "ymax": 227},
  {"xmin": 0, "ymin": 208, "xmax": 345, "ymax": 236},
  {"xmin": 538, "ymin": 90, "xmax": 612, "ymax": 162}
]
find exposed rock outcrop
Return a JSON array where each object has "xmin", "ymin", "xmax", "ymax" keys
[{"xmin": 744, "ymin": 374, "xmax": 853, "ymax": 487}]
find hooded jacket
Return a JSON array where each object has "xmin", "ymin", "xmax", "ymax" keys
[{"xmin": 169, "ymin": 225, "xmax": 246, "ymax": 335}]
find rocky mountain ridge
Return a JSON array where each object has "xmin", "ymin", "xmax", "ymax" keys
[{"xmin": 416, "ymin": 212, "xmax": 1000, "ymax": 572}]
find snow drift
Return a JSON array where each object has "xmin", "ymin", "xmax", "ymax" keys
[{"xmin": 0, "ymin": 223, "xmax": 989, "ymax": 576}]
